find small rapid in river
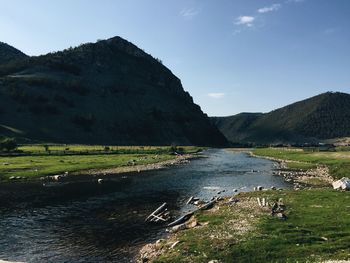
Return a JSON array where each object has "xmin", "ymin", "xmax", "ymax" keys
[{"xmin": 0, "ymin": 149, "xmax": 290, "ymax": 262}]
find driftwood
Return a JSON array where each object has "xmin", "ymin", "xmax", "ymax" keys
[
  {"xmin": 145, "ymin": 202, "xmax": 167, "ymax": 222},
  {"xmin": 167, "ymin": 212, "xmax": 194, "ymax": 227},
  {"xmin": 257, "ymin": 197, "xmax": 262, "ymax": 207},
  {"xmin": 150, "ymin": 210, "xmax": 170, "ymax": 222},
  {"xmin": 186, "ymin": 196, "xmax": 200, "ymax": 205},
  {"xmin": 198, "ymin": 200, "xmax": 216, "ymax": 210},
  {"xmin": 167, "ymin": 199, "xmax": 217, "ymax": 228},
  {"xmin": 186, "ymin": 196, "xmax": 194, "ymax": 205},
  {"xmin": 257, "ymin": 197, "xmax": 269, "ymax": 207}
]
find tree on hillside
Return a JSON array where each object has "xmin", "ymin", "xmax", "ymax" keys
[{"xmin": 0, "ymin": 138, "xmax": 17, "ymax": 152}]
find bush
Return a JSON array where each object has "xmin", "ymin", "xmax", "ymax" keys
[
  {"xmin": 169, "ymin": 144, "xmax": 177, "ymax": 154},
  {"xmin": 104, "ymin": 146, "xmax": 110, "ymax": 151},
  {"xmin": 0, "ymin": 138, "xmax": 17, "ymax": 152}
]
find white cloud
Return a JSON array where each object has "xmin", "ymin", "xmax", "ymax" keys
[
  {"xmin": 208, "ymin": 93, "xmax": 225, "ymax": 99},
  {"xmin": 235, "ymin": 16, "xmax": 255, "ymax": 27},
  {"xmin": 180, "ymin": 8, "xmax": 199, "ymax": 19},
  {"xmin": 258, "ymin": 4, "xmax": 281, "ymax": 13}
]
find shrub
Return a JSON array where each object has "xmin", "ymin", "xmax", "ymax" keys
[
  {"xmin": 104, "ymin": 146, "xmax": 110, "ymax": 151},
  {"xmin": 43, "ymin": 145, "xmax": 49, "ymax": 152},
  {"xmin": 0, "ymin": 138, "xmax": 17, "ymax": 152}
]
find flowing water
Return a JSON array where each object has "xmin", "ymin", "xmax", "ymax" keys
[{"xmin": 0, "ymin": 149, "xmax": 290, "ymax": 262}]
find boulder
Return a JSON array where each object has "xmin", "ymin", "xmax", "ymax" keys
[{"xmin": 332, "ymin": 177, "xmax": 350, "ymax": 190}]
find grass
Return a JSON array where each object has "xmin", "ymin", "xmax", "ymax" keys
[
  {"xmin": 253, "ymin": 148, "xmax": 350, "ymax": 179},
  {"xmin": 16, "ymin": 145, "xmax": 202, "ymax": 155},
  {"xmin": 154, "ymin": 190, "xmax": 350, "ymax": 263},
  {"xmin": 228, "ymin": 190, "xmax": 350, "ymax": 262},
  {"xmin": 0, "ymin": 145, "xmax": 202, "ymax": 180}
]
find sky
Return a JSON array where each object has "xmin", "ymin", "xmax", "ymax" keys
[{"xmin": 0, "ymin": 0, "xmax": 349, "ymax": 116}]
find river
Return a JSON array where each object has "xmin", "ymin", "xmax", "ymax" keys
[{"xmin": 0, "ymin": 149, "xmax": 290, "ymax": 262}]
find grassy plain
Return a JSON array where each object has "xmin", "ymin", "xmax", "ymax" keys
[
  {"xmin": 0, "ymin": 145, "xmax": 201, "ymax": 180},
  {"xmin": 253, "ymin": 147, "xmax": 350, "ymax": 179}
]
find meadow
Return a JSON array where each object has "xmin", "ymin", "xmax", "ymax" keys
[
  {"xmin": 253, "ymin": 147, "xmax": 350, "ymax": 179},
  {"xmin": 0, "ymin": 145, "xmax": 202, "ymax": 180}
]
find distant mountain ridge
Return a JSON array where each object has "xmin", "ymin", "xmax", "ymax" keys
[
  {"xmin": 211, "ymin": 92, "xmax": 350, "ymax": 144},
  {"xmin": 0, "ymin": 37, "xmax": 227, "ymax": 146}
]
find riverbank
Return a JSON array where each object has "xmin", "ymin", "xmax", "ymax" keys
[
  {"xmin": 140, "ymin": 148, "xmax": 350, "ymax": 263},
  {"xmin": 71, "ymin": 153, "xmax": 197, "ymax": 177},
  {"xmin": 0, "ymin": 145, "xmax": 202, "ymax": 181},
  {"xmin": 252, "ymin": 148, "xmax": 350, "ymax": 180},
  {"xmin": 248, "ymin": 150, "xmax": 333, "ymax": 188},
  {"xmin": 142, "ymin": 189, "xmax": 350, "ymax": 263}
]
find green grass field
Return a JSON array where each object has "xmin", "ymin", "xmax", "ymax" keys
[
  {"xmin": 253, "ymin": 148, "xmax": 350, "ymax": 179},
  {"xmin": 155, "ymin": 190, "xmax": 350, "ymax": 263},
  {"xmin": 0, "ymin": 145, "xmax": 202, "ymax": 180},
  {"xmin": 16, "ymin": 144, "xmax": 201, "ymax": 155}
]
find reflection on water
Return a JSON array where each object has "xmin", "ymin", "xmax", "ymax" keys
[{"xmin": 0, "ymin": 149, "xmax": 290, "ymax": 262}]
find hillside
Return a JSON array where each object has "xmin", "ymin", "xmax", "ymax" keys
[
  {"xmin": 0, "ymin": 42, "xmax": 28, "ymax": 65},
  {"xmin": 212, "ymin": 92, "xmax": 350, "ymax": 144},
  {"xmin": 0, "ymin": 37, "xmax": 227, "ymax": 146},
  {"xmin": 211, "ymin": 113, "xmax": 263, "ymax": 143}
]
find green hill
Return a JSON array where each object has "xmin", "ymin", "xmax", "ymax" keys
[
  {"xmin": 0, "ymin": 37, "xmax": 227, "ymax": 146},
  {"xmin": 212, "ymin": 92, "xmax": 350, "ymax": 144}
]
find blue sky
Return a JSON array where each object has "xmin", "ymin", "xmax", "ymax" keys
[{"xmin": 0, "ymin": 0, "xmax": 349, "ymax": 116}]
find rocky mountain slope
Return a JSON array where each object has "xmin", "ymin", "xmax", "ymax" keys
[
  {"xmin": 0, "ymin": 37, "xmax": 227, "ymax": 146},
  {"xmin": 212, "ymin": 92, "xmax": 350, "ymax": 144}
]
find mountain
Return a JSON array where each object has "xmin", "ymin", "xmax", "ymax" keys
[
  {"xmin": 0, "ymin": 37, "xmax": 227, "ymax": 146},
  {"xmin": 211, "ymin": 113, "xmax": 263, "ymax": 144},
  {"xmin": 0, "ymin": 42, "xmax": 28, "ymax": 65},
  {"xmin": 212, "ymin": 92, "xmax": 350, "ymax": 144}
]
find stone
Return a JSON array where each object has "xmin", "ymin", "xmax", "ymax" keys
[
  {"xmin": 276, "ymin": 212, "xmax": 287, "ymax": 220},
  {"xmin": 332, "ymin": 177, "xmax": 350, "ymax": 190},
  {"xmin": 170, "ymin": 223, "xmax": 187, "ymax": 233}
]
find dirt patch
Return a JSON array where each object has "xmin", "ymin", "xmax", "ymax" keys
[{"xmin": 136, "ymin": 195, "xmax": 270, "ymax": 262}]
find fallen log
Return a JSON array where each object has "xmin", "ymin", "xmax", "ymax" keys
[
  {"xmin": 151, "ymin": 209, "xmax": 170, "ymax": 222},
  {"xmin": 198, "ymin": 200, "xmax": 216, "ymax": 211},
  {"xmin": 145, "ymin": 202, "xmax": 167, "ymax": 222},
  {"xmin": 186, "ymin": 196, "xmax": 194, "ymax": 205},
  {"xmin": 151, "ymin": 214, "xmax": 167, "ymax": 222},
  {"xmin": 167, "ymin": 212, "xmax": 194, "ymax": 227}
]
